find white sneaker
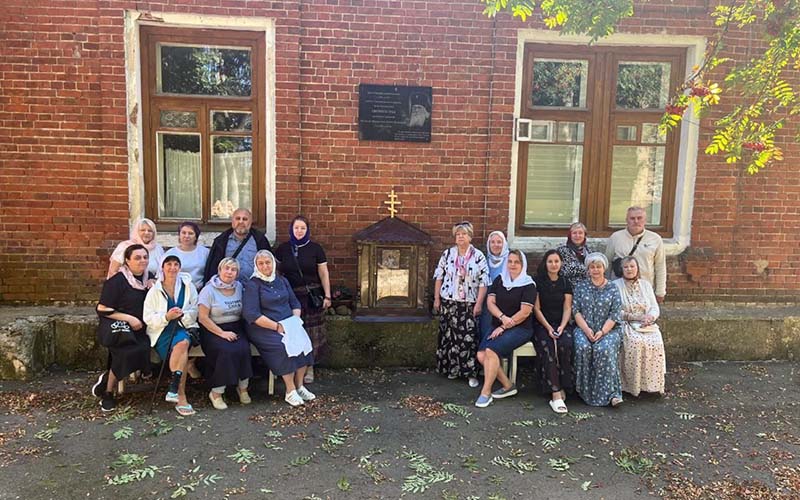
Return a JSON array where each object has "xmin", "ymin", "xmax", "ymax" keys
[
  {"xmin": 285, "ymin": 390, "xmax": 304, "ymax": 407},
  {"xmin": 468, "ymin": 377, "xmax": 480, "ymax": 388},
  {"xmin": 296, "ymin": 386, "xmax": 316, "ymax": 401}
]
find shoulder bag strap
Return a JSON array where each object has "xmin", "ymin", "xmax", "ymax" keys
[
  {"xmin": 291, "ymin": 248, "xmax": 313, "ymax": 292},
  {"xmin": 628, "ymin": 235, "xmax": 644, "ymax": 256},
  {"xmin": 230, "ymin": 232, "xmax": 252, "ymax": 260}
]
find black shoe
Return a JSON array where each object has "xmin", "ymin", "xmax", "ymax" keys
[
  {"xmin": 92, "ymin": 371, "xmax": 108, "ymax": 398},
  {"xmin": 100, "ymin": 392, "xmax": 116, "ymax": 412}
]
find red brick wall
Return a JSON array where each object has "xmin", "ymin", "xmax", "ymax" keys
[{"xmin": 0, "ymin": 0, "xmax": 798, "ymax": 303}]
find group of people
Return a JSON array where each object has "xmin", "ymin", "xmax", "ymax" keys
[
  {"xmin": 434, "ymin": 207, "xmax": 667, "ymax": 412},
  {"xmin": 93, "ymin": 210, "xmax": 332, "ymax": 414},
  {"xmin": 95, "ymin": 205, "xmax": 667, "ymax": 415}
]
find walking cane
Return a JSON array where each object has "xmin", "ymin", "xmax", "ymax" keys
[{"xmin": 148, "ymin": 320, "xmax": 180, "ymax": 414}]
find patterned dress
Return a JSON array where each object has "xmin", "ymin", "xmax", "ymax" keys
[
  {"xmin": 614, "ymin": 278, "xmax": 666, "ymax": 396},
  {"xmin": 434, "ymin": 245, "xmax": 490, "ymax": 379},
  {"xmin": 572, "ymin": 279, "xmax": 623, "ymax": 406},
  {"xmin": 556, "ymin": 243, "xmax": 594, "ymax": 289}
]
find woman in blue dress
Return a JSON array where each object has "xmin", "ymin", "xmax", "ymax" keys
[
  {"xmin": 243, "ymin": 250, "xmax": 315, "ymax": 407},
  {"xmin": 572, "ymin": 252, "xmax": 624, "ymax": 407},
  {"xmin": 479, "ymin": 231, "xmax": 509, "ymax": 342}
]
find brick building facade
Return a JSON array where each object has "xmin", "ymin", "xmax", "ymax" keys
[{"xmin": 1, "ymin": 0, "xmax": 798, "ymax": 304}]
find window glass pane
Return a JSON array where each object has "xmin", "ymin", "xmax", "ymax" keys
[
  {"xmin": 211, "ymin": 136, "xmax": 252, "ymax": 221},
  {"xmin": 160, "ymin": 110, "xmax": 197, "ymax": 129},
  {"xmin": 641, "ymin": 123, "xmax": 666, "ymax": 144},
  {"xmin": 531, "ymin": 120, "xmax": 555, "ymax": 142},
  {"xmin": 616, "ymin": 61, "xmax": 671, "ymax": 109},
  {"xmin": 609, "ymin": 146, "xmax": 665, "ymax": 225},
  {"xmin": 157, "ymin": 133, "xmax": 201, "ymax": 219},
  {"xmin": 212, "ymin": 111, "xmax": 252, "ymax": 132},
  {"xmin": 617, "ymin": 125, "xmax": 637, "ymax": 141},
  {"xmin": 158, "ymin": 44, "xmax": 252, "ymax": 96},
  {"xmin": 531, "ymin": 59, "xmax": 588, "ymax": 108},
  {"xmin": 524, "ymin": 144, "xmax": 583, "ymax": 225},
  {"xmin": 557, "ymin": 122, "xmax": 584, "ymax": 143}
]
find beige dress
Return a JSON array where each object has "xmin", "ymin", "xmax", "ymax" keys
[{"xmin": 613, "ymin": 278, "xmax": 666, "ymax": 396}]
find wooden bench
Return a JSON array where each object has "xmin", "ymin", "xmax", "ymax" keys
[{"xmin": 119, "ymin": 344, "xmax": 276, "ymax": 396}]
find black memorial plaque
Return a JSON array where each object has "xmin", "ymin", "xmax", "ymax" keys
[{"xmin": 358, "ymin": 84, "xmax": 432, "ymax": 142}]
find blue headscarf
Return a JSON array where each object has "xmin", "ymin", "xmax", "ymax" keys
[{"xmin": 289, "ymin": 216, "xmax": 311, "ymax": 257}]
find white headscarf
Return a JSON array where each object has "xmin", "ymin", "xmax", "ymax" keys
[
  {"xmin": 251, "ymin": 249, "xmax": 277, "ymax": 282},
  {"xmin": 501, "ymin": 251, "xmax": 535, "ymax": 289},
  {"xmin": 486, "ymin": 230, "xmax": 509, "ymax": 270}
]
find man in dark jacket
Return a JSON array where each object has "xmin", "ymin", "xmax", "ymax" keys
[{"xmin": 203, "ymin": 208, "xmax": 271, "ymax": 285}]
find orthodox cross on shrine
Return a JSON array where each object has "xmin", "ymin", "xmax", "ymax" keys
[{"xmin": 383, "ymin": 189, "xmax": 402, "ymax": 218}]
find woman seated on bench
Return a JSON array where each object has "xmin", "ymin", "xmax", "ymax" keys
[
  {"xmin": 243, "ymin": 250, "xmax": 316, "ymax": 407},
  {"xmin": 475, "ymin": 249, "xmax": 536, "ymax": 408},
  {"xmin": 198, "ymin": 257, "xmax": 253, "ymax": 410},
  {"xmin": 143, "ymin": 255, "xmax": 199, "ymax": 416}
]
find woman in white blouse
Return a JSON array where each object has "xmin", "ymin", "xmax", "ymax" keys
[
  {"xmin": 163, "ymin": 221, "xmax": 210, "ymax": 290},
  {"xmin": 613, "ymin": 256, "xmax": 666, "ymax": 396},
  {"xmin": 433, "ymin": 221, "xmax": 490, "ymax": 388}
]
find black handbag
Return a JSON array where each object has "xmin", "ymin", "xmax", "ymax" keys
[
  {"xmin": 96, "ymin": 315, "xmax": 139, "ymax": 349},
  {"xmin": 612, "ymin": 235, "xmax": 643, "ymax": 277},
  {"xmin": 291, "ymin": 249, "xmax": 326, "ymax": 310}
]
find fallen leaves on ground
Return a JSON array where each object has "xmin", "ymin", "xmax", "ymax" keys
[
  {"xmin": 400, "ymin": 395, "xmax": 446, "ymax": 419},
  {"xmin": 249, "ymin": 396, "xmax": 351, "ymax": 428}
]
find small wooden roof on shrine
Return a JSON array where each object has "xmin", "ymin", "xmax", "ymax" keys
[{"xmin": 353, "ymin": 217, "xmax": 433, "ymax": 245}]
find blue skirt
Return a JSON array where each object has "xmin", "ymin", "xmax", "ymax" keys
[
  {"xmin": 478, "ymin": 325, "xmax": 532, "ymax": 358},
  {"xmin": 155, "ymin": 327, "xmax": 191, "ymax": 361},
  {"xmin": 247, "ymin": 325, "xmax": 314, "ymax": 377}
]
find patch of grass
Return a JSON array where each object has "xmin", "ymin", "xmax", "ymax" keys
[
  {"xmin": 491, "ymin": 455, "xmax": 537, "ymax": 474},
  {"xmin": 290, "ymin": 455, "xmax": 313, "ymax": 467},
  {"xmin": 105, "ymin": 406, "xmax": 135, "ymax": 424},
  {"xmin": 442, "ymin": 403, "xmax": 472, "ymax": 423},
  {"xmin": 360, "ymin": 404, "xmax": 380, "ymax": 413},
  {"xmin": 614, "ymin": 448, "xmax": 655, "ymax": 476},
  {"xmin": 401, "ymin": 451, "xmax": 455, "ymax": 493},
  {"xmin": 142, "ymin": 416, "xmax": 173, "ymax": 437},
  {"xmin": 113, "ymin": 426, "xmax": 133, "ymax": 440},
  {"xmin": 359, "ymin": 448, "xmax": 388, "ymax": 484},
  {"xmin": 107, "ymin": 453, "xmax": 166, "ymax": 486},
  {"xmin": 34, "ymin": 425, "xmax": 59, "ymax": 442},
  {"xmin": 336, "ymin": 477, "xmax": 351, "ymax": 492},
  {"xmin": 322, "ymin": 429, "xmax": 349, "ymax": 454},
  {"xmin": 541, "ymin": 436, "xmax": 564, "ymax": 451},
  {"xmin": 227, "ymin": 448, "xmax": 262, "ymax": 465},
  {"xmin": 460, "ymin": 454, "xmax": 480, "ymax": 473}
]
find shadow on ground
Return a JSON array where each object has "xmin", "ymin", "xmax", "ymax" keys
[{"xmin": 1, "ymin": 361, "xmax": 799, "ymax": 499}]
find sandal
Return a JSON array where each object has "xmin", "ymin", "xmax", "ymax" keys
[
  {"xmin": 549, "ymin": 399, "xmax": 568, "ymax": 414},
  {"xmin": 610, "ymin": 397, "xmax": 624, "ymax": 408},
  {"xmin": 175, "ymin": 404, "xmax": 196, "ymax": 416},
  {"xmin": 303, "ymin": 366, "xmax": 315, "ymax": 385}
]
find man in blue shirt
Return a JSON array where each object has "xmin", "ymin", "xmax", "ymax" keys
[{"xmin": 204, "ymin": 208, "xmax": 272, "ymax": 285}]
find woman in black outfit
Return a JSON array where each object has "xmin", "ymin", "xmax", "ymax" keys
[
  {"xmin": 273, "ymin": 216, "xmax": 331, "ymax": 383},
  {"xmin": 92, "ymin": 244, "xmax": 154, "ymax": 411},
  {"xmin": 533, "ymin": 249, "xmax": 575, "ymax": 414}
]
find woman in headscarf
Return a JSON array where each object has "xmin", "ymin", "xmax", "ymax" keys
[
  {"xmin": 93, "ymin": 244, "xmax": 154, "ymax": 412},
  {"xmin": 556, "ymin": 222, "xmax": 593, "ymax": 288},
  {"xmin": 108, "ymin": 218, "xmax": 164, "ymax": 279},
  {"xmin": 479, "ymin": 231, "xmax": 509, "ymax": 342},
  {"xmin": 474, "ymin": 249, "xmax": 536, "ymax": 408},
  {"xmin": 162, "ymin": 221, "xmax": 210, "ymax": 291},
  {"xmin": 243, "ymin": 250, "xmax": 315, "ymax": 407},
  {"xmin": 533, "ymin": 249, "xmax": 575, "ymax": 413},
  {"xmin": 197, "ymin": 257, "xmax": 253, "ymax": 410},
  {"xmin": 143, "ymin": 255, "xmax": 199, "ymax": 416},
  {"xmin": 273, "ymin": 216, "xmax": 331, "ymax": 384},
  {"xmin": 572, "ymin": 252, "xmax": 624, "ymax": 407},
  {"xmin": 613, "ymin": 256, "xmax": 666, "ymax": 397},
  {"xmin": 433, "ymin": 221, "xmax": 490, "ymax": 388}
]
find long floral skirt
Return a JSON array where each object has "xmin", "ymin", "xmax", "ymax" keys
[
  {"xmin": 436, "ymin": 299, "xmax": 479, "ymax": 379},
  {"xmin": 620, "ymin": 324, "xmax": 666, "ymax": 396},
  {"xmin": 573, "ymin": 328, "xmax": 622, "ymax": 406},
  {"xmin": 532, "ymin": 324, "xmax": 575, "ymax": 395}
]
